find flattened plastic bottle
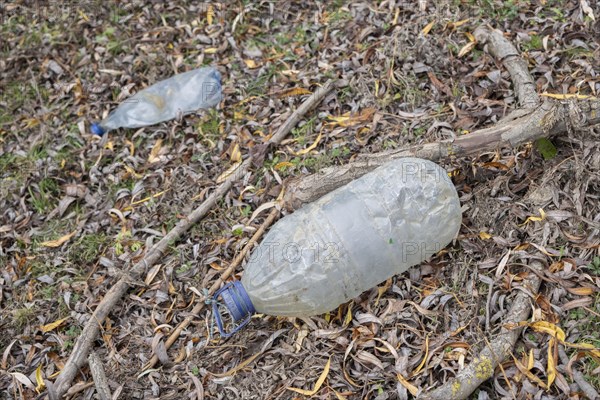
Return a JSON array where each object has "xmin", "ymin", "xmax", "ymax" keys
[
  {"xmin": 213, "ymin": 158, "xmax": 462, "ymax": 336},
  {"xmin": 90, "ymin": 67, "xmax": 221, "ymax": 135}
]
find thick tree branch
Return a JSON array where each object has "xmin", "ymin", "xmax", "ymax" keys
[
  {"xmin": 474, "ymin": 26, "xmax": 540, "ymax": 108},
  {"xmin": 282, "ymin": 26, "xmax": 600, "ymax": 210}
]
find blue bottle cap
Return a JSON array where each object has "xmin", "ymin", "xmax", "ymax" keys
[
  {"xmin": 90, "ymin": 123, "xmax": 105, "ymax": 136},
  {"xmin": 212, "ymin": 281, "xmax": 255, "ymax": 337}
]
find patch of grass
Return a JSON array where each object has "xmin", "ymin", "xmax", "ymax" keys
[
  {"xmin": 63, "ymin": 325, "xmax": 82, "ymax": 351},
  {"xmin": 40, "ymin": 284, "xmax": 57, "ymax": 300},
  {"xmin": 0, "ymin": 153, "xmax": 20, "ymax": 174},
  {"xmin": 14, "ymin": 306, "xmax": 37, "ymax": 329},
  {"xmin": 176, "ymin": 262, "xmax": 193, "ymax": 275},
  {"xmin": 28, "ymin": 258, "xmax": 55, "ymax": 277},
  {"xmin": 1, "ymin": 81, "xmax": 37, "ymax": 124},
  {"xmin": 328, "ymin": 8, "xmax": 352, "ymax": 24},
  {"xmin": 337, "ymin": 86, "xmax": 354, "ymax": 103},
  {"xmin": 95, "ymin": 26, "xmax": 126, "ymax": 55},
  {"xmin": 198, "ymin": 109, "xmax": 222, "ymax": 142},
  {"xmin": 413, "ymin": 126, "xmax": 427, "ymax": 137},
  {"xmin": 240, "ymin": 205, "xmax": 252, "ymax": 217},
  {"xmin": 245, "ymin": 63, "xmax": 283, "ymax": 97},
  {"xmin": 522, "ymin": 34, "xmax": 543, "ymax": 51},
  {"xmin": 381, "ymin": 72, "xmax": 427, "ymax": 109},
  {"xmin": 285, "ymin": 146, "xmax": 352, "ymax": 174},
  {"xmin": 68, "ymin": 233, "xmax": 110, "ymax": 265},
  {"xmin": 114, "ymin": 230, "xmax": 142, "ymax": 256},
  {"xmin": 471, "ymin": 0, "xmax": 521, "ymax": 20},
  {"xmin": 588, "ymin": 256, "xmax": 600, "ymax": 275},
  {"xmin": 568, "ymin": 294, "xmax": 600, "ymax": 388},
  {"xmin": 382, "ymin": 139, "xmax": 399, "ymax": 150},
  {"xmin": 28, "ymin": 177, "xmax": 59, "ymax": 213},
  {"xmin": 291, "ymin": 116, "xmax": 317, "ymax": 146}
]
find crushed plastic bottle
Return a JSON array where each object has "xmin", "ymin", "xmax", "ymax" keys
[
  {"xmin": 90, "ymin": 66, "xmax": 222, "ymax": 136},
  {"xmin": 213, "ymin": 157, "xmax": 462, "ymax": 336}
]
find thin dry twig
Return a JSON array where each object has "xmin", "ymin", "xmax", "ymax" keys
[
  {"xmin": 142, "ymin": 205, "xmax": 281, "ymax": 371},
  {"xmin": 51, "ymin": 80, "xmax": 337, "ymax": 398}
]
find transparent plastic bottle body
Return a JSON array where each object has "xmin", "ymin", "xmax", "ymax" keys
[
  {"xmin": 241, "ymin": 158, "xmax": 462, "ymax": 317},
  {"xmin": 91, "ymin": 67, "xmax": 221, "ymax": 135}
]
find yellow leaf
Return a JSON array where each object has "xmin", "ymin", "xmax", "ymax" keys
[
  {"xmin": 343, "ymin": 303, "xmax": 353, "ymax": 326},
  {"xmin": 23, "ymin": 118, "xmax": 40, "ymax": 129},
  {"xmin": 527, "ymin": 349, "xmax": 534, "ymax": 371},
  {"xmin": 397, "ymin": 373, "xmax": 419, "ymax": 396},
  {"xmin": 451, "ymin": 19, "xmax": 470, "ymax": 28},
  {"xmin": 458, "ymin": 41, "xmax": 476, "ymax": 57},
  {"xmin": 540, "ymin": 93, "xmax": 594, "ymax": 100},
  {"xmin": 207, "ymin": 4, "xmax": 214, "ymax": 25},
  {"xmin": 465, "ymin": 31, "xmax": 476, "ymax": 42},
  {"xmin": 78, "ymin": 10, "xmax": 89, "ymax": 22},
  {"xmin": 288, "ymin": 357, "xmax": 331, "ymax": 396},
  {"xmin": 514, "ymin": 243, "xmax": 530, "ymax": 251},
  {"xmin": 204, "ymin": 48, "xmax": 218, "ymax": 54},
  {"xmin": 148, "ymin": 139, "xmax": 162, "ymax": 163},
  {"xmin": 123, "ymin": 189, "xmax": 169, "ymax": 211},
  {"xmin": 40, "ymin": 232, "xmax": 77, "ymax": 248},
  {"xmin": 563, "ymin": 341, "xmax": 600, "ymax": 357},
  {"xmin": 520, "ymin": 208, "xmax": 546, "ymax": 226},
  {"xmin": 125, "ymin": 139, "xmax": 135, "ymax": 156},
  {"xmin": 332, "ymin": 388, "xmax": 349, "ymax": 400},
  {"xmin": 276, "ymin": 87, "xmax": 312, "ymax": 98},
  {"xmin": 328, "ymin": 108, "xmax": 376, "ymax": 128},
  {"xmin": 230, "ymin": 143, "xmax": 241, "ymax": 162},
  {"xmin": 244, "ymin": 59, "xmax": 258, "ymax": 69},
  {"xmin": 529, "ymin": 321, "xmax": 566, "ymax": 342},
  {"xmin": 216, "ymin": 161, "xmax": 242, "ymax": 184},
  {"xmin": 40, "ymin": 317, "xmax": 69, "ymax": 333},
  {"xmin": 422, "ymin": 20, "xmax": 435, "ymax": 35},
  {"xmin": 566, "ymin": 286, "xmax": 595, "ymax": 296},
  {"xmin": 547, "ymin": 338, "xmax": 556, "ymax": 387},
  {"xmin": 479, "ymin": 232, "xmax": 492, "ymax": 240},
  {"xmin": 412, "ymin": 335, "xmax": 429, "ymax": 376},
  {"xmin": 124, "ymin": 165, "xmax": 143, "ymax": 179},
  {"xmin": 274, "ymin": 161, "xmax": 294, "ymax": 170},
  {"xmin": 35, "ymin": 364, "xmax": 45, "ymax": 393},
  {"xmin": 448, "ymin": 169, "xmax": 460, "ymax": 178},
  {"xmin": 512, "ymin": 355, "xmax": 547, "ymax": 389},
  {"xmin": 376, "ymin": 279, "xmax": 392, "ymax": 306},
  {"xmin": 294, "ymin": 130, "xmax": 322, "ymax": 156}
]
